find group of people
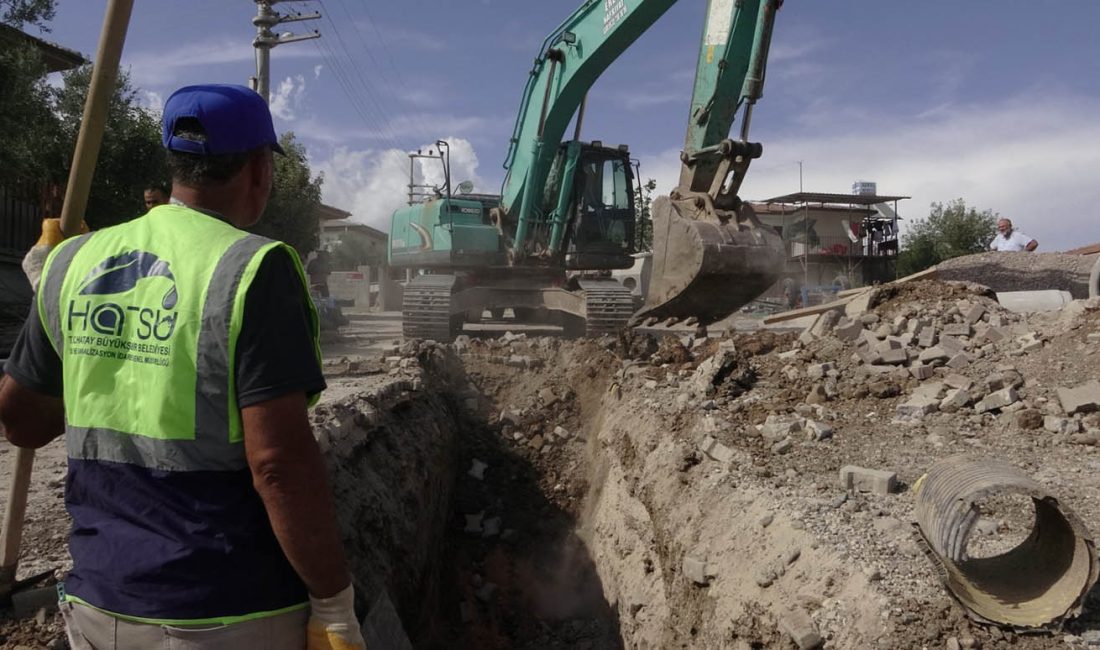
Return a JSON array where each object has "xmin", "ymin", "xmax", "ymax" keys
[{"xmin": 1, "ymin": 85, "xmax": 364, "ymax": 649}]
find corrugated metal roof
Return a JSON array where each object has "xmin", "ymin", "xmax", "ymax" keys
[{"xmin": 761, "ymin": 192, "xmax": 910, "ymax": 205}]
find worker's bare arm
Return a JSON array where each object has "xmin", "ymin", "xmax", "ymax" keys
[
  {"xmin": 1026, "ymin": 239, "xmax": 1038, "ymax": 251},
  {"xmin": 0, "ymin": 375, "xmax": 64, "ymax": 448},
  {"xmin": 243, "ymin": 392, "xmax": 350, "ymax": 599}
]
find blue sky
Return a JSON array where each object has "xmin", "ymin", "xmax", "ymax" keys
[{"xmin": 34, "ymin": 1, "xmax": 1100, "ymax": 251}]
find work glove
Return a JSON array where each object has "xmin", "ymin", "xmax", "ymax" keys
[
  {"xmin": 22, "ymin": 218, "xmax": 88, "ymax": 291},
  {"xmin": 307, "ymin": 583, "xmax": 366, "ymax": 650}
]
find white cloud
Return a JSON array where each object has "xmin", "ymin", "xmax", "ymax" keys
[
  {"xmin": 270, "ymin": 75, "xmax": 307, "ymax": 120},
  {"xmin": 312, "ymin": 137, "xmax": 486, "ymax": 231},
  {"xmin": 637, "ymin": 93, "xmax": 1100, "ymax": 252},
  {"xmin": 122, "ymin": 39, "xmax": 320, "ymax": 86}
]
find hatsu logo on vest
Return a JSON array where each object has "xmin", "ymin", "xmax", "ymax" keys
[{"xmin": 67, "ymin": 250, "xmax": 179, "ymax": 341}]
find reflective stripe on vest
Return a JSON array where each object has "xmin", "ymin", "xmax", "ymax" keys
[{"xmin": 37, "ymin": 205, "xmax": 320, "ymax": 472}]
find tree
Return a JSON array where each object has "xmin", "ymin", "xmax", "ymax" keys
[
  {"xmin": 331, "ymin": 229, "xmax": 383, "ymax": 272},
  {"xmin": 0, "ymin": 39, "xmax": 59, "ymax": 188},
  {"xmin": 51, "ymin": 65, "xmax": 167, "ymax": 228},
  {"xmin": 634, "ymin": 177, "xmax": 656, "ymax": 252},
  {"xmin": 897, "ymin": 199, "xmax": 997, "ymax": 276},
  {"xmin": 249, "ymin": 132, "xmax": 323, "ymax": 256},
  {"xmin": 1, "ymin": 0, "xmax": 55, "ymax": 30}
]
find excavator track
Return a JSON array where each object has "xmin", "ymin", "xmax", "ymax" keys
[
  {"xmin": 577, "ymin": 280, "xmax": 636, "ymax": 337},
  {"xmin": 402, "ymin": 275, "xmax": 458, "ymax": 341}
]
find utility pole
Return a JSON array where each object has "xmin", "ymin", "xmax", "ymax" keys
[{"xmin": 251, "ymin": 0, "xmax": 321, "ymax": 104}]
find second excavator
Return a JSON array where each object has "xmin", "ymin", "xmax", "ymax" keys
[{"xmin": 389, "ymin": 0, "xmax": 786, "ymax": 340}]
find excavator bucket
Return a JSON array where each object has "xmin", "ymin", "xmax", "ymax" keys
[{"xmin": 636, "ymin": 195, "xmax": 785, "ymax": 324}]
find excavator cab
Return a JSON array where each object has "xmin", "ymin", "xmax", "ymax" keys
[{"xmin": 563, "ymin": 145, "xmax": 636, "ymax": 270}]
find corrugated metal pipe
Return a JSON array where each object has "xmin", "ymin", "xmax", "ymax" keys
[{"xmin": 914, "ymin": 455, "xmax": 1098, "ymax": 628}]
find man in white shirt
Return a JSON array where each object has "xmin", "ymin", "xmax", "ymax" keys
[{"xmin": 989, "ymin": 218, "xmax": 1038, "ymax": 252}]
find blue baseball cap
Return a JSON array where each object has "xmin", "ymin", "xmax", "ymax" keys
[{"xmin": 162, "ymin": 84, "xmax": 284, "ymax": 155}]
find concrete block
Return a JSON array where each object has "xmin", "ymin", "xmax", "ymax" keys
[
  {"xmin": 777, "ymin": 608, "xmax": 824, "ymax": 650},
  {"xmin": 896, "ymin": 395, "xmax": 939, "ymax": 419},
  {"xmin": 810, "ymin": 309, "xmax": 841, "ymax": 337},
  {"xmin": 913, "ymin": 381, "xmax": 946, "ymax": 399},
  {"xmin": 839, "ymin": 465, "xmax": 897, "ymax": 495},
  {"xmin": 982, "ymin": 325, "xmax": 1007, "ymax": 343},
  {"xmin": 844, "ymin": 290, "xmax": 876, "ymax": 317},
  {"xmin": 918, "ymin": 346, "xmax": 949, "ymax": 364},
  {"xmin": 917, "ymin": 328, "xmax": 938, "ymax": 348},
  {"xmin": 761, "ymin": 415, "xmax": 803, "ymax": 441},
  {"xmin": 872, "ymin": 323, "xmax": 892, "ymax": 339},
  {"xmin": 943, "ymin": 323, "xmax": 971, "ymax": 337},
  {"xmin": 856, "ymin": 347, "xmax": 883, "ymax": 365},
  {"xmin": 909, "ymin": 364, "xmax": 935, "ymax": 380},
  {"xmin": 1057, "ymin": 380, "xmax": 1100, "ymax": 415},
  {"xmin": 880, "ymin": 348, "xmax": 908, "ymax": 365},
  {"xmin": 906, "ymin": 318, "xmax": 924, "ymax": 335},
  {"xmin": 975, "ymin": 387, "xmax": 1020, "ymax": 413},
  {"xmin": 965, "ymin": 304, "xmax": 986, "ymax": 324}
]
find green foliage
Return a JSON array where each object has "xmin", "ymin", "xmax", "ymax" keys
[
  {"xmin": 897, "ymin": 199, "xmax": 997, "ymax": 276},
  {"xmin": 633, "ymin": 177, "xmax": 656, "ymax": 252},
  {"xmin": 331, "ymin": 229, "xmax": 384, "ymax": 271},
  {"xmin": 52, "ymin": 65, "xmax": 167, "ymax": 228},
  {"xmin": 0, "ymin": 40, "xmax": 58, "ymax": 187},
  {"xmin": 0, "ymin": 0, "xmax": 55, "ymax": 30},
  {"xmin": 249, "ymin": 132, "xmax": 323, "ymax": 256}
]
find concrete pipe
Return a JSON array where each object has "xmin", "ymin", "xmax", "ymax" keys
[
  {"xmin": 914, "ymin": 455, "xmax": 1098, "ymax": 628},
  {"xmin": 995, "ymin": 290, "xmax": 1074, "ymax": 313}
]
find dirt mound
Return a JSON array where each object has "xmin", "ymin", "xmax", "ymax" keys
[{"xmin": 936, "ymin": 251, "xmax": 1098, "ymax": 298}]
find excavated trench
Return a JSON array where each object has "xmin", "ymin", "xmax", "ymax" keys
[{"xmin": 311, "ymin": 331, "xmax": 1099, "ymax": 649}]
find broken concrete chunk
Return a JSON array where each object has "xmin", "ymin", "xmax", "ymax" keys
[
  {"xmin": 964, "ymin": 303, "xmax": 986, "ymax": 324},
  {"xmin": 880, "ymin": 348, "xmax": 908, "ymax": 366},
  {"xmin": 1057, "ymin": 380, "xmax": 1100, "ymax": 415},
  {"xmin": 805, "ymin": 384, "xmax": 828, "ymax": 405},
  {"xmin": 975, "ymin": 387, "xmax": 1020, "ymax": 413},
  {"xmin": 943, "ymin": 323, "xmax": 971, "ymax": 337},
  {"xmin": 939, "ymin": 388, "xmax": 972, "ymax": 413},
  {"xmin": 810, "ymin": 309, "xmax": 841, "ymax": 338},
  {"xmin": 833, "ymin": 317, "xmax": 863, "ymax": 341},
  {"xmin": 943, "ymin": 374, "xmax": 973, "ymax": 391},
  {"xmin": 468, "ymin": 459, "xmax": 488, "ymax": 481},
  {"xmin": 913, "ymin": 381, "xmax": 946, "ymax": 400},
  {"xmin": 909, "ymin": 364, "xmax": 935, "ymax": 380},
  {"xmin": 1044, "ymin": 415, "xmax": 1081, "ymax": 435},
  {"xmin": 896, "ymin": 396, "xmax": 939, "ymax": 419},
  {"xmin": 806, "ymin": 362, "xmax": 836, "ymax": 379},
  {"xmin": 1017, "ymin": 332, "xmax": 1044, "ymax": 353},
  {"xmin": 464, "ymin": 512, "xmax": 484, "ymax": 534},
  {"xmin": 918, "ymin": 346, "xmax": 950, "ymax": 364},
  {"xmin": 946, "ymin": 352, "xmax": 971, "ymax": 369},
  {"xmin": 682, "ymin": 555, "xmax": 710, "ymax": 586},
  {"xmin": 917, "ymin": 328, "xmax": 938, "ymax": 348},
  {"xmin": 760, "ymin": 415, "xmax": 804, "ymax": 441},
  {"xmin": 805, "ymin": 420, "xmax": 834, "ymax": 441},
  {"xmin": 839, "ymin": 465, "xmax": 897, "ymax": 495},
  {"xmin": 938, "ymin": 335, "xmax": 965, "ymax": 355},
  {"xmin": 778, "ymin": 608, "xmax": 824, "ymax": 650}
]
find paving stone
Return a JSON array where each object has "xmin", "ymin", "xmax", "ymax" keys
[
  {"xmin": 938, "ymin": 336, "xmax": 965, "ymax": 354},
  {"xmin": 1058, "ymin": 381, "xmax": 1100, "ymax": 415},
  {"xmin": 975, "ymin": 387, "xmax": 1020, "ymax": 413},
  {"xmin": 839, "ymin": 465, "xmax": 897, "ymax": 495}
]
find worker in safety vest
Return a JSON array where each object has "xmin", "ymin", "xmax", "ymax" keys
[{"xmin": 0, "ymin": 84, "xmax": 365, "ymax": 650}]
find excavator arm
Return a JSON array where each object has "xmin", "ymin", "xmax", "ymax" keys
[{"xmin": 497, "ymin": 0, "xmax": 678, "ymax": 260}]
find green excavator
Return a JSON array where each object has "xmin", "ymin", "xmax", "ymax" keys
[{"xmin": 388, "ymin": 0, "xmax": 786, "ymax": 341}]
